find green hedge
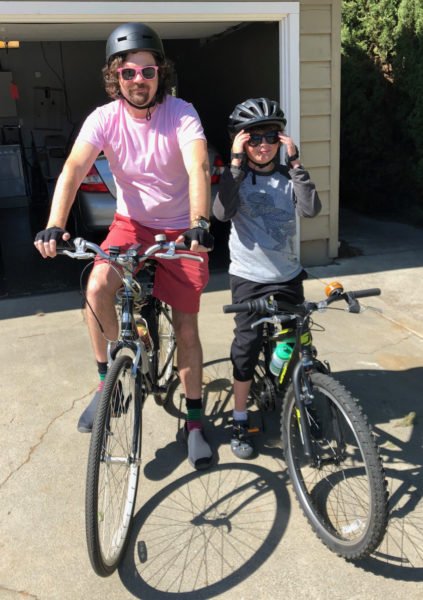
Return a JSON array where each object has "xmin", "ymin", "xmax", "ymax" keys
[{"xmin": 341, "ymin": 0, "xmax": 423, "ymax": 219}]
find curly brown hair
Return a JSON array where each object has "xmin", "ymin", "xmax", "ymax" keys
[{"xmin": 102, "ymin": 54, "xmax": 176, "ymax": 103}]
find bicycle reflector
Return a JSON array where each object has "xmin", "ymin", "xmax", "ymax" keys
[
  {"xmin": 325, "ymin": 281, "xmax": 344, "ymax": 297},
  {"xmin": 80, "ymin": 165, "xmax": 108, "ymax": 192}
]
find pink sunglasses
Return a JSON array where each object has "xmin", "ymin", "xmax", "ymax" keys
[{"xmin": 117, "ymin": 66, "xmax": 159, "ymax": 81}]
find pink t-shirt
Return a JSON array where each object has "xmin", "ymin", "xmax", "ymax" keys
[{"xmin": 76, "ymin": 96, "xmax": 206, "ymax": 229}]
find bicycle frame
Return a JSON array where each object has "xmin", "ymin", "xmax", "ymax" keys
[
  {"xmin": 111, "ymin": 270, "xmax": 174, "ymax": 400},
  {"xmin": 253, "ymin": 311, "xmax": 326, "ymax": 463},
  {"xmin": 105, "ymin": 261, "xmax": 150, "ymax": 385},
  {"xmin": 59, "ymin": 235, "xmax": 198, "ymax": 401}
]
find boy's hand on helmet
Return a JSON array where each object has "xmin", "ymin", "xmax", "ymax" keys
[
  {"xmin": 278, "ymin": 132, "xmax": 296, "ymax": 154},
  {"xmin": 232, "ymin": 130, "xmax": 250, "ymax": 155}
]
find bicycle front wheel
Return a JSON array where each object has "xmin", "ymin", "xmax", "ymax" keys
[
  {"xmin": 85, "ymin": 354, "xmax": 142, "ymax": 576},
  {"xmin": 250, "ymin": 324, "xmax": 277, "ymax": 412},
  {"xmin": 154, "ymin": 302, "xmax": 176, "ymax": 405},
  {"xmin": 281, "ymin": 372, "xmax": 388, "ymax": 559}
]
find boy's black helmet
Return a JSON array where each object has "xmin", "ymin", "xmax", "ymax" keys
[
  {"xmin": 228, "ymin": 98, "xmax": 287, "ymax": 132},
  {"xmin": 106, "ymin": 23, "xmax": 165, "ymax": 64}
]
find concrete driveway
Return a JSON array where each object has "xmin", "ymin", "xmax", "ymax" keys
[{"xmin": 1, "ymin": 210, "xmax": 422, "ymax": 599}]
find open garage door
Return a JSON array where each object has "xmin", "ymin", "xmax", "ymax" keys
[
  {"xmin": 0, "ymin": 2, "xmax": 300, "ymax": 295},
  {"xmin": 0, "ymin": 2, "xmax": 300, "ymax": 151}
]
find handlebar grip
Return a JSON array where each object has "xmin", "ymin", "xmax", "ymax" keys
[
  {"xmin": 349, "ymin": 288, "xmax": 381, "ymax": 299},
  {"xmin": 56, "ymin": 238, "xmax": 75, "ymax": 252},
  {"xmin": 223, "ymin": 302, "xmax": 252, "ymax": 314},
  {"xmin": 175, "ymin": 242, "xmax": 190, "ymax": 251}
]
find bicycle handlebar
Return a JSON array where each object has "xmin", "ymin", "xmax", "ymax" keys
[
  {"xmin": 56, "ymin": 236, "xmax": 203, "ymax": 265},
  {"xmin": 223, "ymin": 286, "xmax": 381, "ymax": 316},
  {"xmin": 223, "ymin": 297, "xmax": 298, "ymax": 315},
  {"xmin": 347, "ymin": 288, "xmax": 381, "ymax": 299}
]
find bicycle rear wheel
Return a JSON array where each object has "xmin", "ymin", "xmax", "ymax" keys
[
  {"xmin": 85, "ymin": 353, "xmax": 143, "ymax": 576},
  {"xmin": 281, "ymin": 372, "xmax": 388, "ymax": 559},
  {"xmin": 154, "ymin": 302, "xmax": 176, "ymax": 406}
]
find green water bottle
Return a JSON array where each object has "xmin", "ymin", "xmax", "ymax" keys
[{"xmin": 269, "ymin": 342, "xmax": 293, "ymax": 377}]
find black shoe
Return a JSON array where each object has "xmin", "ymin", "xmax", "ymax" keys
[{"xmin": 231, "ymin": 420, "xmax": 257, "ymax": 459}]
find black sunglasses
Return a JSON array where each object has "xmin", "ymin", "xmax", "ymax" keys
[{"xmin": 247, "ymin": 132, "xmax": 280, "ymax": 147}]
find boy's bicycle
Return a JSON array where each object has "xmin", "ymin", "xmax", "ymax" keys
[
  {"xmin": 58, "ymin": 235, "xmax": 202, "ymax": 576},
  {"xmin": 223, "ymin": 283, "xmax": 389, "ymax": 559}
]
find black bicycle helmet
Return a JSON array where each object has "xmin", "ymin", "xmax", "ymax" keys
[
  {"xmin": 228, "ymin": 97, "xmax": 287, "ymax": 132},
  {"xmin": 106, "ymin": 23, "xmax": 165, "ymax": 64}
]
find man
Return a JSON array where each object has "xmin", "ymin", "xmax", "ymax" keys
[{"xmin": 34, "ymin": 23, "xmax": 214, "ymax": 470}]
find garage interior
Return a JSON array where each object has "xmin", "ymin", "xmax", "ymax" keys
[{"xmin": 0, "ymin": 20, "xmax": 280, "ymax": 297}]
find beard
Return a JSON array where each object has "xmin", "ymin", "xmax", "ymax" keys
[{"xmin": 126, "ymin": 84, "xmax": 152, "ymax": 107}]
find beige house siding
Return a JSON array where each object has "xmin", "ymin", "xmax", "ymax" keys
[{"xmin": 299, "ymin": 0, "xmax": 341, "ymax": 265}]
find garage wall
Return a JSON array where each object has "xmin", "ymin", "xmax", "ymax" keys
[
  {"xmin": 0, "ymin": 41, "xmax": 107, "ymax": 153},
  {"xmin": 299, "ymin": 0, "xmax": 341, "ymax": 265}
]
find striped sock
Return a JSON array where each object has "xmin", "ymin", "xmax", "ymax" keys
[
  {"xmin": 96, "ymin": 362, "xmax": 107, "ymax": 392},
  {"xmin": 186, "ymin": 398, "xmax": 202, "ymax": 432}
]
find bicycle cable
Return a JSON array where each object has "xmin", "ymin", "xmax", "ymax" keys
[{"xmin": 78, "ymin": 260, "xmax": 120, "ymax": 344}]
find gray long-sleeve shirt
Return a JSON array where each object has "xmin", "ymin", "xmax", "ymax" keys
[{"xmin": 213, "ymin": 163, "xmax": 321, "ymax": 283}]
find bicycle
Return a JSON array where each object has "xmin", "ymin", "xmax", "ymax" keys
[
  {"xmin": 58, "ymin": 234, "xmax": 203, "ymax": 576},
  {"xmin": 223, "ymin": 282, "xmax": 389, "ymax": 559}
]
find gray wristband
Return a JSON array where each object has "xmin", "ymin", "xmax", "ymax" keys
[{"xmin": 231, "ymin": 152, "xmax": 244, "ymax": 159}]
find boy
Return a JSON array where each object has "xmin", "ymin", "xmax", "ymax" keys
[{"xmin": 213, "ymin": 97, "xmax": 321, "ymax": 458}]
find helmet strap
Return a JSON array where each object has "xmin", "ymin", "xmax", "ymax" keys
[
  {"xmin": 248, "ymin": 158, "xmax": 274, "ymax": 169},
  {"xmin": 118, "ymin": 92, "xmax": 157, "ymax": 120}
]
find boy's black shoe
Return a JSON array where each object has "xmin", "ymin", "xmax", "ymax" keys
[{"xmin": 231, "ymin": 420, "xmax": 258, "ymax": 459}]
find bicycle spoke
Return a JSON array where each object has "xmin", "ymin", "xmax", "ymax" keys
[
  {"xmin": 86, "ymin": 354, "xmax": 142, "ymax": 575},
  {"xmin": 282, "ymin": 372, "xmax": 388, "ymax": 558}
]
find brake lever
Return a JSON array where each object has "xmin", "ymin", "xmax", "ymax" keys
[
  {"xmin": 59, "ymin": 249, "xmax": 95, "ymax": 259},
  {"xmin": 356, "ymin": 304, "xmax": 383, "ymax": 314},
  {"xmin": 250, "ymin": 314, "xmax": 294, "ymax": 329},
  {"xmin": 345, "ymin": 292, "xmax": 361, "ymax": 313},
  {"xmin": 154, "ymin": 251, "xmax": 204, "ymax": 262}
]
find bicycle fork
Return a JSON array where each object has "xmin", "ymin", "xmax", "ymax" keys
[
  {"xmin": 292, "ymin": 360, "xmax": 346, "ymax": 467},
  {"xmin": 292, "ymin": 361, "xmax": 315, "ymax": 459}
]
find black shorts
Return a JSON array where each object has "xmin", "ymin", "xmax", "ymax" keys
[{"xmin": 229, "ymin": 271, "xmax": 307, "ymax": 381}]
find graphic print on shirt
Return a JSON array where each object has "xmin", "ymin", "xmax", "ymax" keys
[{"xmin": 243, "ymin": 189, "xmax": 296, "ymax": 255}]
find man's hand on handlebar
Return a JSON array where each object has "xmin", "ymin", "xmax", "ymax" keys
[
  {"xmin": 176, "ymin": 227, "xmax": 214, "ymax": 252},
  {"xmin": 34, "ymin": 226, "xmax": 71, "ymax": 258}
]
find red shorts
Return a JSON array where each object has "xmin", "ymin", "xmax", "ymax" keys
[{"xmin": 97, "ymin": 214, "xmax": 209, "ymax": 314}]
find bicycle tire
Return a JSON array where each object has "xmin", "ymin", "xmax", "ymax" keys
[
  {"xmin": 281, "ymin": 372, "xmax": 388, "ymax": 559},
  {"xmin": 250, "ymin": 324, "xmax": 277, "ymax": 412},
  {"xmin": 85, "ymin": 353, "xmax": 143, "ymax": 576},
  {"xmin": 154, "ymin": 302, "xmax": 176, "ymax": 406}
]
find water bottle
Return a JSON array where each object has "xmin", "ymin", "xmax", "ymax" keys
[
  {"xmin": 269, "ymin": 342, "xmax": 293, "ymax": 377},
  {"xmin": 136, "ymin": 318, "xmax": 152, "ymax": 352}
]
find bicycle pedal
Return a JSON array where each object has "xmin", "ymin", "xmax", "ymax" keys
[{"xmin": 247, "ymin": 427, "xmax": 260, "ymax": 436}]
